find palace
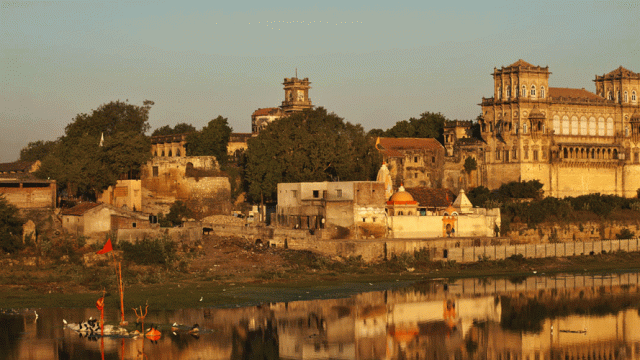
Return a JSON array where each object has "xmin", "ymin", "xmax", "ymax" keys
[{"xmin": 469, "ymin": 60, "xmax": 640, "ymax": 197}]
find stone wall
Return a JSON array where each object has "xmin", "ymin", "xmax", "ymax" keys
[
  {"xmin": 0, "ymin": 181, "xmax": 56, "ymax": 209},
  {"xmin": 117, "ymin": 226, "xmax": 202, "ymax": 243},
  {"xmin": 506, "ymin": 220, "xmax": 640, "ymax": 243},
  {"xmin": 141, "ymin": 156, "xmax": 230, "ymax": 216},
  {"xmin": 444, "ymin": 238, "xmax": 640, "ymax": 263}
]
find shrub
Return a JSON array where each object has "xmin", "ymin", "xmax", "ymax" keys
[
  {"xmin": 0, "ymin": 195, "xmax": 23, "ymax": 253},
  {"xmin": 120, "ymin": 237, "xmax": 177, "ymax": 265},
  {"xmin": 616, "ymin": 228, "xmax": 635, "ymax": 240}
]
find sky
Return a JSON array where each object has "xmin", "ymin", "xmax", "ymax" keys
[{"xmin": 1, "ymin": 0, "xmax": 639, "ymax": 162}]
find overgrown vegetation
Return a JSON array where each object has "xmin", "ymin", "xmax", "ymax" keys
[
  {"xmin": 0, "ymin": 195, "xmax": 24, "ymax": 253},
  {"xmin": 467, "ymin": 180, "xmax": 640, "ymax": 234},
  {"xmin": 119, "ymin": 237, "xmax": 177, "ymax": 266},
  {"xmin": 158, "ymin": 201, "xmax": 194, "ymax": 227}
]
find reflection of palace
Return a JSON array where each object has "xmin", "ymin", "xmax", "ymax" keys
[{"xmin": 6, "ymin": 274, "xmax": 640, "ymax": 359}]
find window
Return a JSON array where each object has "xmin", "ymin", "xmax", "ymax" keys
[
  {"xmin": 313, "ymin": 190, "xmax": 319, "ymax": 198},
  {"xmin": 580, "ymin": 116, "xmax": 587, "ymax": 135},
  {"xmin": 152, "ymin": 166, "xmax": 159, "ymax": 177},
  {"xmin": 553, "ymin": 115, "xmax": 561, "ymax": 134},
  {"xmin": 608, "ymin": 91, "xmax": 613, "ymax": 100},
  {"xmin": 512, "ymin": 149, "xmax": 517, "ymax": 160},
  {"xmin": 523, "ymin": 123, "xmax": 528, "ymax": 134},
  {"xmin": 524, "ymin": 148, "xmax": 529, "ymax": 159},
  {"xmin": 432, "ymin": 156, "xmax": 435, "ymax": 163},
  {"xmin": 562, "ymin": 115, "xmax": 570, "ymax": 135},
  {"xmin": 633, "ymin": 91, "xmax": 637, "ymax": 102},
  {"xmin": 571, "ymin": 116, "xmax": 579, "ymax": 135},
  {"xmin": 497, "ymin": 87, "xmax": 502, "ymax": 99},
  {"xmin": 589, "ymin": 117, "xmax": 597, "ymax": 136},
  {"xmin": 541, "ymin": 86, "xmax": 545, "ymax": 98},
  {"xmin": 542, "ymin": 124, "xmax": 546, "ymax": 133},
  {"xmin": 132, "ymin": 222, "xmax": 136, "ymax": 228},
  {"xmin": 531, "ymin": 85, "xmax": 536, "ymax": 96},
  {"xmin": 505, "ymin": 150, "xmax": 510, "ymax": 161},
  {"xmin": 414, "ymin": 156, "xmax": 418, "ymax": 163},
  {"xmin": 506, "ymin": 86, "xmax": 511, "ymax": 98},
  {"xmin": 635, "ymin": 152, "xmax": 639, "ymax": 164},
  {"xmin": 606, "ymin": 118, "xmax": 614, "ymax": 136},
  {"xmin": 168, "ymin": 150, "xmax": 172, "ymax": 157},
  {"xmin": 496, "ymin": 150, "xmax": 501, "ymax": 160},
  {"xmin": 625, "ymin": 91, "xmax": 629, "ymax": 103},
  {"xmin": 414, "ymin": 173, "xmax": 418, "ymax": 178},
  {"xmin": 522, "ymin": 85, "xmax": 527, "ymax": 97},
  {"xmin": 292, "ymin": 190, "xmax": 298, "ymax": 198},
  {"xmin": 336, "ymin": 189, "xmax": 342, "ymax": 198},
  {"xmin": 533, "ymin": 150, "xmax": 539, "ymax": 161}
]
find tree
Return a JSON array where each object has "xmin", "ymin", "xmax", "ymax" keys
[
  {"xmin": 0, "ymin": 195, "xmax": 23, "ymax": 253},
  {"xmin": 19, "ymin": 140, "xmax": 58, "ymax": 162},
  {"xmin": 36, "ymin": 100, "xmax": 153, "ymax": 199},
  {"xmin": 380, "ymin": 112, "xmax": 448, "ymax": 143},
  {"xmin": 186, "ymin": 116, "xmax": 232, "ymax": 165},
  {"xmin": 151, "ymin": 122, "xmax": 196, "ymax": 136},
  {"xmin": 463, "ymin": 156, "xmax": 477, "ymax": 174},
  {"xmin": 244, "ymin": 107, "xmax": 381, "ymax": 203}
]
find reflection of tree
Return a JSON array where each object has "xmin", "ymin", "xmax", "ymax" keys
[
  {"xmin": 231, "ymin": 319, "xmax": 279, "ymax": 360},
  {"xmin": 0, "ymin": 315, "xmax": 23, "ymax": 360}
]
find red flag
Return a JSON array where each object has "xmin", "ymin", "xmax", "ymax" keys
[
  {"xmin": 96, "ymin": 239, "xmax": 113, "ymax": 254},
  {"xmin": 96, "ymin": 297, "xmax": 104, "ymax": 311}
]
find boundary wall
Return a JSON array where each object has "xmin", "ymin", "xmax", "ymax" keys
[{"xmin": 443, "ymin": 238, "xmax": 640, "ymax": 263}]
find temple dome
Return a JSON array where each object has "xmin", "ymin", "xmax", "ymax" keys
[{"xmin": 389, "ymin": 185, "xmax": 415, "ymax": 203}]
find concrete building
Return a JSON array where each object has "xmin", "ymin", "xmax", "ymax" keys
[
  {"xmin": 386, "ymin": 187, "xmax": 500, "ymax": 239},
  {"xmin": 0, "ymin": 161, "xmax": 56, "ymax": 209},
  {"xmin": 275, "ymin": 181, "xmax": 387, "ymax": 239},
  {"xmin": 61, "ymin": 202, "xmax": 152, "ymax": 239}
]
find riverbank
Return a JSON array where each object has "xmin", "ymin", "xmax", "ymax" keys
[{"xmin": 2, "ymin": 235, "xmax": 640, "ymax": 309}]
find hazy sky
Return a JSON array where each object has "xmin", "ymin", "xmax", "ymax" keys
[{"xmin": 2, "ymin": 0, "xmax": 639, "ymax": 162}]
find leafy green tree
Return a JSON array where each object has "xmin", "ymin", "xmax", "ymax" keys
[
  {"xmin": 0, "ymin": 195, "xmax": 23, "ymax": 253},
  {"xmin": 384, "ymin": 112, "xmax": 448, "ymax": 142},
  {"xmin": 36, "ymin": 100, "xmax": 153, "ymax": 199},
  {"xmin": 19, "ymin": 140, "xmax": 58, "ymax": 162},
  {"xmin": 463, "ymin": 156, "xmax": 477, "ymax": 174},
  {"xmin": 616, "ymin": 228, "xmax": 635, "ymax": 240},
  {"xmin": 244, "ymin": 107, "xmax": 381, "ymax": 203},
  {"xmin": 151, "ymin": 122, "xmax": 196, "ymax": 136},
  {"xmin": 186, "ymin": 116, "xmax": 232, "ymax": 165}
]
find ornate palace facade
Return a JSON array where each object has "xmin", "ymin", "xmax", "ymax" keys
[{"xmin": 476, "ymin": 60, "xmax": 640, "ymax": 197}]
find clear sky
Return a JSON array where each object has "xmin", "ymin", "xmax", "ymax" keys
[{"xmin": 2, "ymin": 0, "xmax": 639, "ymax": 162}]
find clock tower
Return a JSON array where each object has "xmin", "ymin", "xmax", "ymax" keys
[{"xmin": 281, "ymin": 77, "xmax": 313, "ymax": 113}]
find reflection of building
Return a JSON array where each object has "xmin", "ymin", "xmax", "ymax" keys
[
  {"xmin": 275, "ymin": 181, "xmax": 387, "ymax": 239},
  {"xmin": 477, "ymin": 60, "xmax": 640, "ymax": 197}
]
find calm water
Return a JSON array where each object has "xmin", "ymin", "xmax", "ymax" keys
[{"xmin": 3, "ymin": 273, "xmax": 640, "ymax": 360}]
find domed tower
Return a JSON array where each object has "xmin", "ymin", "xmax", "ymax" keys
[{"xmin": 386, "ymin": 185, "xmax": 418, "ymax": 216}]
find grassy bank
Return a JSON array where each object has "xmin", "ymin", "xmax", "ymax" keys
[{"xmin": 2, "ymin": 249, "xmax": 640, "ymax": 310}]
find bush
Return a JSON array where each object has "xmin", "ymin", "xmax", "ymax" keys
[
  {"xmin": 616, "ymin": 228, "xmax": 635, "ymax": 240},
  {"xmin": 0, "ymin": 196, "xmax": 24, "ymax": 253},
  {"xmin": 120, "ymin": 237, "xmax": 177, "ymax": 265}
]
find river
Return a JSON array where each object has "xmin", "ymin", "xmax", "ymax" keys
[{"xmin": 3, "ymin": 272, "xmax": 640, "ymax": 359}]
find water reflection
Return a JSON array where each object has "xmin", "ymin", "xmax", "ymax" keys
[{"xmin": 3, "ymin": 272, "xmax": 640, "ymax": 359}]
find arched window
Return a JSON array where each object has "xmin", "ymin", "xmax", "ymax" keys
[
  {"xmin": 563, "ymin": 148, "xmax": 568, "ymax": 158},
  {"xmin": 562, "ymin": 115, "xmax": 570, "ymax": 135},
  {"xmin": 580, "ymin": 116, "xmax": 587, "ymax": 136},
  {"xmin": 531, "ymin": 85, "xmax": 536, "ymax": 96},
  {"xmin": 633, "ymin": 91, "xmax": 637, "ymax": 102},
  {"xmin": 168, "ymin": 150, "xmax": 172, "ymax": 157},
  {"xmin": 617, "ymin": 91, "xmax": 621, "ymax": 102},
  {"xmin": 522, "ymin": 85, "xmax": 527, "ymax": 97},
  {"xmin": 176, "ymin": 149, "xmax": 181, "ymax": 156},
  {"xmin": 598, "ymin": 117, "xmax": 605, "ymax": 136},
  {"xmin": 161, "ymin": 150, "xmax": 165, "ymax": 157},
  {"xmin": 523, "ymin": 123, "xmax": 528, "ymax": 133},
  {"xmin": 589, "ymin": 117, "xmax": 597, "ymax": 136},
  {"xmin": 606, "ymin": 117, "xmax": 614, "ymax": 136},
  {"xmin": 625, "ymin": 91, "xmax": 629, "ymax": 103},
  {"xmin": 506, "ymin": 86, "xmax": 511, "ymax": 98},
  {"xmin": 608, "ymin": 91, "xmax": 613, "ymax": 100},
  {"xmin": 553, "ymin": 115, "xmax": 561, "ymax": 134},
  {"xmin": 497, "ymin": 87, "xmax": 502, "ymax": 99},
  {"xmin": 541, "ymin": 86, "xmax": 545, "ymax": 98}
]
